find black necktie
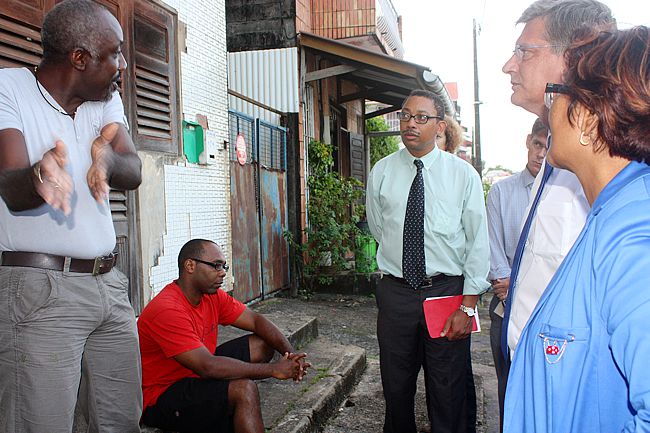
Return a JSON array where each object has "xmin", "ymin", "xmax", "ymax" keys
[{"xmin": 403, "ymin": 159, "xmax": 426, "ymax": 289}]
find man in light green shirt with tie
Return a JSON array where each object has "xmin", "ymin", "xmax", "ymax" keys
[{"xmin": 366, "ymin": 89, "xmax": 490, "ymax": 433}]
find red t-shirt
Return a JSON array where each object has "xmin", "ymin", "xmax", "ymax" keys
[{"xmin": 138, "ymin": 281, "xmax": 246, "ymax": 408}]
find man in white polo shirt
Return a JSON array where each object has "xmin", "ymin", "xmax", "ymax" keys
[{"xmin": 0, "ymin": 1, "xmax": 142, "ymax": 431}]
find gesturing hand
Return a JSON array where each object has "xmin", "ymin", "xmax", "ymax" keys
[
  {"xmin": 35, "ymin": 140, "xmax": 73, "ymax": 215},
  {"xmin": 87, "ymin": 123, "xmax": 119, "ymax": 203}
]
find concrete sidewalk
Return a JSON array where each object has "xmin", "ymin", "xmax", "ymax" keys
[{"xmin": 252, "ymin": 292, "xmax": 500, "ymax": 433}]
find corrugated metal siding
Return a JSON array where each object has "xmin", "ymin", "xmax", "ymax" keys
[
  {"xmin": 228, "ymin": 47, "xmax": 300, "ymax": 124},
  {"xmin": 376, "ymin": 0, "xmax": 404, "ymax": 59}
]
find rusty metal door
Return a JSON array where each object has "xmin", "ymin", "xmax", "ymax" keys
[
  {"xmin": 229, "ymin": 111, "xmax": 262, "ymax": 302},
  {"xmin": 257, "ymin": 120, "xmax": 290, "ymax": 296}
]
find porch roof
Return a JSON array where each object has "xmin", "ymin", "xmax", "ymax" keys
[{"xmin": 298, "ymin": 32, "xmax": 456, "ymax": 118}]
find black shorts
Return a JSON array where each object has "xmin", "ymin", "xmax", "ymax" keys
[{"xmin": 141, "ymin": 335, "xmax": 252, "ymax": 433}]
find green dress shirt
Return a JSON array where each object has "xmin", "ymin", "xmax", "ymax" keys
[{"xmin": 366, "ymin": 146, "xmax": 490, "ymax": 295}]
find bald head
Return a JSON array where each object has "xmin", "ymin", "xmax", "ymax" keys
[{"xmin": 178, "ymin": 239, "xmax": 219, "ymax": 274}]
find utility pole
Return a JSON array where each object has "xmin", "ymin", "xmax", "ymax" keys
[{"xmin": 472, "ymin": 18, "xmax": 483, "ymax": 176}]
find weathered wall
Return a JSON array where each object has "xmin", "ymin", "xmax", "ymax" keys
[
  {"xmin": 226, "ymin": 0, "xmax": 297, "ymax": 52},
  {"xmin": 138, "ymin": 0, "xmax": 232, "ymax": 302}
]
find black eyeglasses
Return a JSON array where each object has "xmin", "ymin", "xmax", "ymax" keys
[
  {"xmin": 191, "ymin": 258, "xmax": 229, "ymax": 272},
  {"xmin": 398, "ymin": 111, "xmax": 443, "ymax": 124},
  {"xmin": 544, "ymin": 83, "xmax": 571, "ymax": 109}
]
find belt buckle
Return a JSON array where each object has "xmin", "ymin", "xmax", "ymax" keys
[
  {"xmin": 420, "ymin": 277, "xmax": 433, "ymax": 288},
  {"xmin": 92, "ymin": 256, "xmax": 103, "ymax": 276}
]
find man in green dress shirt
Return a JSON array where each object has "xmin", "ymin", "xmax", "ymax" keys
[{"xmin": 366, "ymin": 89, "xmax": 490, "ymax": 433}]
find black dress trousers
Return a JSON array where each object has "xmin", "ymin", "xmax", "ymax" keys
[{"xmin": 376, "ymin": 274, "xmax": 476, "ymax": 433}]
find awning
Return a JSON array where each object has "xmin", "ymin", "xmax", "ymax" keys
[{"xmin": 298, "ymin": 32, "xmax": 456, "ymax": 118}]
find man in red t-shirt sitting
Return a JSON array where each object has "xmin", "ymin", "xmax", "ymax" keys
[{"xmin": 138, "ymin": 238, "xmax": 309, "ymax": 433}]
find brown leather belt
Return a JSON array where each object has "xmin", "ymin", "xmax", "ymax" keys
[
  {"xmin": 0, "ymin": 251, "xmax": 117, "ymax": 275},
  {"xmin": 386, "ymin": 273, "xmax": 447, "ymax": 288}
]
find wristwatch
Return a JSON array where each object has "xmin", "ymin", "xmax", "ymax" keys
[{"xmin": 459, "ymin": 304, "xmax": 476, "ymax": 317}]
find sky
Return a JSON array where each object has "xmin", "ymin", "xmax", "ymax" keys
[{"xmin": 390, "ymin": 0, "xmax": 649, "ymax": 172}]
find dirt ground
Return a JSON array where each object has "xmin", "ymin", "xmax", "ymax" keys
[{"xmin": 254, "ymin": 292, "xmax": 500, "ymax": 433}]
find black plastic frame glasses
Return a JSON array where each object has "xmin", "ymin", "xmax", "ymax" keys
[
  {"xmin": 191, "ymin": 258, "xmax": 229, "ymax": 272},
  {"xmin": 398, "ymin": 111, "xmax": 443, "ymax": 124},
  {"xmin": 544, "ymin": 83, "xmax": 571, "ymax": 109}
]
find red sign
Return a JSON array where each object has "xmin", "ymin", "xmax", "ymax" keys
[{"xmin": 235, "ymin": 133, "xmax": 247, "ymax": 166}]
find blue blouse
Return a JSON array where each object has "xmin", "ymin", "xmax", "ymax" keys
[{"xmin": 504, "ymin": 160, "xmax": 650, "ymax": 433}]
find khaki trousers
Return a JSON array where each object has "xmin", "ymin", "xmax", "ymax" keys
[{"xmin": 0, "ymin": 266, "xmax": 142, "ymax": 433}]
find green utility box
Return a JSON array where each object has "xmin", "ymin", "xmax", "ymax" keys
[
  {"xmin": 183, "ymin": 120, "xmax": 204, "ymax": 164},
  {"xmin": 355, "ymin": 232, "xmax": 378, "ymax": 274}
]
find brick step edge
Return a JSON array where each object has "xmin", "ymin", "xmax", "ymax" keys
[{"xmin": 270, "ymin": 344, "xmax": 367, "ymax": 433}]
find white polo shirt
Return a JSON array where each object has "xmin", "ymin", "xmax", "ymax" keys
[{"xmin": 0, "ymin": 68, "xmax": 128, "ymax": 259}]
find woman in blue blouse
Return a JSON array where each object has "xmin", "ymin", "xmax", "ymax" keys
[{"xmin": 504, "ymin": 27, "xmax": 650, "ymax": 433}]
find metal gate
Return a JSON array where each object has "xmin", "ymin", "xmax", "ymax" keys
[{"xmin": 229, "ymin": 111, "xmax": 289, "ymax": 303}]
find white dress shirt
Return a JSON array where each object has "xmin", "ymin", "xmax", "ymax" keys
[{"xmin": 507, "ymin": 162, "xmax": 590, "ymax": 354}]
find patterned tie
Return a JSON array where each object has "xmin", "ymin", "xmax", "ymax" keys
[
  {"xmin": 403, "ymin": 159, "xmax": 426, "ymax": 289},
  {"xmin": 501, "ymin": 161, "xmax": 554, "ymax": 359}
]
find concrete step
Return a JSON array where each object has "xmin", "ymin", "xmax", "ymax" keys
[
  {"xmin": 266, "ymin": 337, "xmax": 366, "ymax": 433},
  {"xmin": 219, "ymin": 309, "xmax": 319, "ymax": 350},
  {"xmin": 74, "ymin": 311, "xmax": 319, "ymax": 433}
]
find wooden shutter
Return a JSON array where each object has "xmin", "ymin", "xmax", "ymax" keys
[
  {"xmin": 0, "ymin": 0, "xmax": 51, "ymax": 30},
  {"xmin": 0, "ymin": 0, "xmax": 49, "ymax": 71},
  {"xmin": 130, "ymin": 0, "xmax": 180, "ymax": 153},
  {"xmin": 349, "ymin": 132, "xmax": 366, "ymax": 184}
]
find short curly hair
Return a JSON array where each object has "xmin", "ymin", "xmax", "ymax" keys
[
  {"xmin": 404, "ymin": 89, "xmax": 446, "ymax": 118},
  {"xmin": 41, "ymin": 0, "xmax": 109, "ymax": 61},
  {"xmin": 562, "ymin": 26, "xmax": 650, "ymax": 162}
]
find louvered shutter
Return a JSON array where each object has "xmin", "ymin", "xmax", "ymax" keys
[
  {"xmin": 0, "ymin": 0, "xmax": 183, "ymax": 313},
  {"xmin": 0, "ymin": 0, "xmax": 46, "ymax": 69},
  {"xmin": 130, "ymin": 0, "xmax": 180, "ymax": 153}
]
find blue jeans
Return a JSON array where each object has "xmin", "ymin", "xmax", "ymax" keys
[{"xmin": 0, "ymin": 266, "xmax": 142, "ymax": 433}]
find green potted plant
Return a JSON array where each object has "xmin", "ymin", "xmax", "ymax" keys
[{"xmin": 285, "ymin": 139, "xmax": 364, "ymax": 289}]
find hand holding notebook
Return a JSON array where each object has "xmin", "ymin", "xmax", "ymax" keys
[{"xmin": 423, "ymin": 295, "xmax": 480, "ymax": 339}]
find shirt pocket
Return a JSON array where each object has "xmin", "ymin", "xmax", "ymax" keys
[
  {"xmin": 531, "ymin": 202, "xmax": 575, "ymax": 259},
  {"xmin": 537, "ymin": 324, "xmax": 590, "ymax": 431},
  {"xmin": 538, "ymin": 324, "xmax": 589, "ymax": 364},
  {"xmin": 427, "ymin": 201, "xmax": 462, "ymax": 238}
]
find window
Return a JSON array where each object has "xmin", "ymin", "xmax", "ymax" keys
[
  {"xmin": 0, "ymin": 0, "xmax": 180, "ymax": 313},
  {"xmin": 0, "ymin": 0, "xmax": 181, "ymax": 154}
]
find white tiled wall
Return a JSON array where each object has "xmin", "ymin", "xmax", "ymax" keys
[
  {"xmin": 149, "ymin": 163, "xmax": 230, "ymax": 294},
  {"xmin": 148, "ymin": 0, "xmax": 231, "ymax": 296}
]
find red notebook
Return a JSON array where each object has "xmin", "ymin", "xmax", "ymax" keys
[{"xmin": 423, "ymin": 295, "xmax": 480, "ymax": 339}]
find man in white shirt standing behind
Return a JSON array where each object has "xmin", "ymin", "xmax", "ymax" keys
[
  {"xmin": 486, "ymin": 118, "xmax": 547, "ymax": 432},
  {"xmin": 500, "ymin": 0, "xmax": 615, "ymax": 359}
]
